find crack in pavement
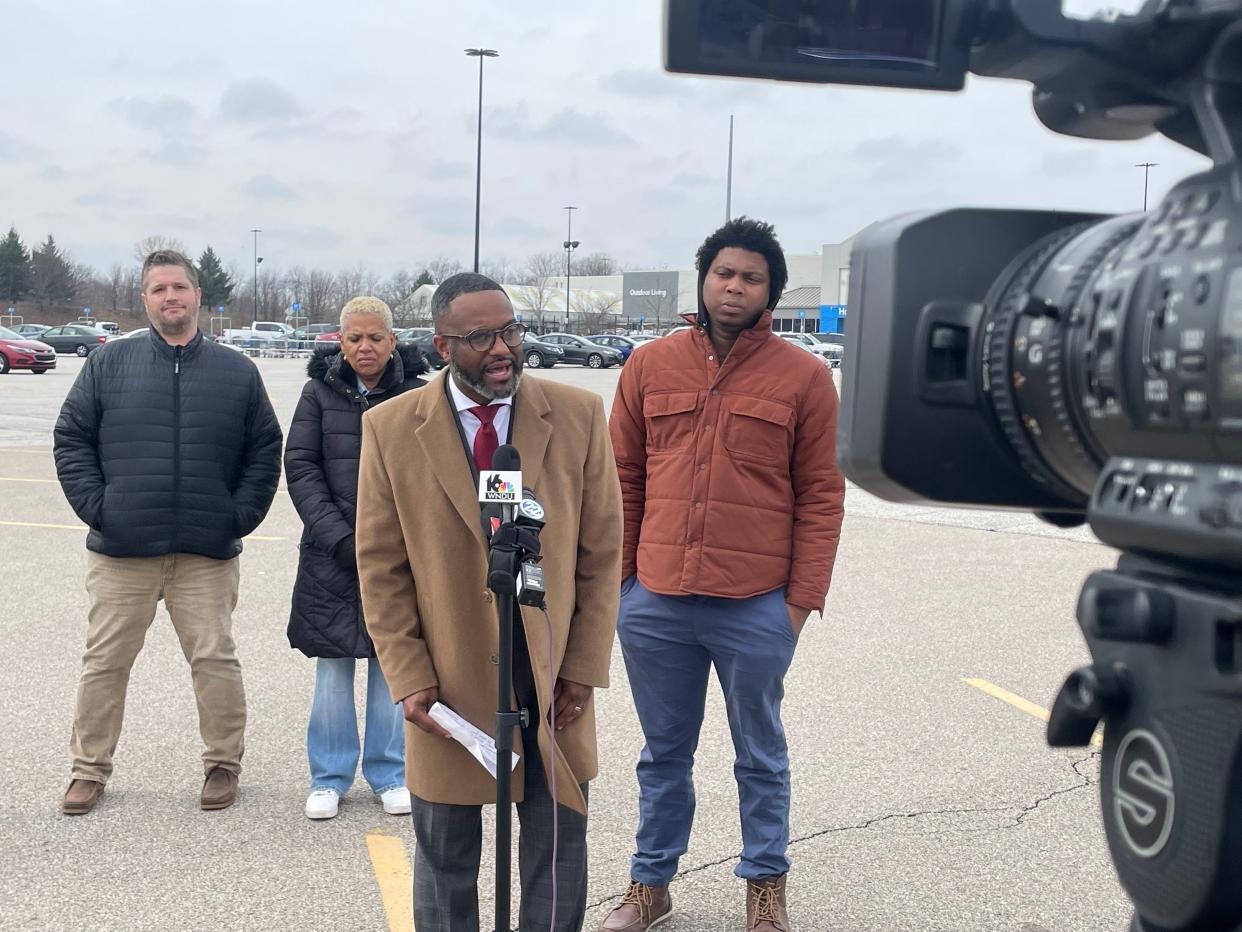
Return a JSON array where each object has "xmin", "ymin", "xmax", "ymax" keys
[{"xmin": 586, "ymin": 749, "xmax": 1102, "ymax": 912}]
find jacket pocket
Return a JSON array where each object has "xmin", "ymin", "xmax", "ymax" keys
[
  {"xmin": 723, "ymin": 396, "xmax": 793, "ymax": 462},
  {"xmin": 643, "ymin": 391, "xmax": 700, "ymax": 452}
]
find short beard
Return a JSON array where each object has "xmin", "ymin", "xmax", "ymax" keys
[{"xmin": 449, "ymin": 356, "xmax": 521, "ymax": 400}]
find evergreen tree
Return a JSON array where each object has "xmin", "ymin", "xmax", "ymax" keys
[
  {"xmin": 30, "ymin": 234, "xmax": 76, "ymax": 310},
  {"xmin": 196, "ymin": 246, "xmax": 235, "ymax": 309},
  {"xmin": 0, "ymin": 227, "xmax": 32, "ymax": 304},
  {"xmin": 414, "ymin": 269, "xmax": 435, "ymax": 288}
]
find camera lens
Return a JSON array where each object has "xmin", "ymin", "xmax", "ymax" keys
[{"xmin": 980, "ymin": 215, "xmax": 1146, "ymax": 503}]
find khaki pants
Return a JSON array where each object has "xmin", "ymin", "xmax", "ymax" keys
[{"xmin": 70, "ymin": 552, "xmax": 245, "ymax": 784}]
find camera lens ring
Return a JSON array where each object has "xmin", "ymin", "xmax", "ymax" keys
[
  {"xmin": 982, "ymin": 223, "xmax": 1094, "ymax": 507},
  {"xmin": 1018, "ymin": 218, "xmax": 1142, "ymax": 499}
]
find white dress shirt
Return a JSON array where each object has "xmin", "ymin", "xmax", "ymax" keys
[{"xmin": 447, "ymin": 374, "xmax": 514, "ymax": 452}]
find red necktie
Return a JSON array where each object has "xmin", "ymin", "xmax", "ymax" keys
[{"xmin": 468, "ymin": 404, "xmax": 500, "ymax": 470}]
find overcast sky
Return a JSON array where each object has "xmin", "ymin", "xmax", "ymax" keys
[{"xmin": 3, "ymin": 0, "xmax": 1210, "ymax": 279}]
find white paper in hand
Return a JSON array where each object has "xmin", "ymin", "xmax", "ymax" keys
[{"xmin": 428, "ymin": 702, "xmax": 520, "ymax": 780}]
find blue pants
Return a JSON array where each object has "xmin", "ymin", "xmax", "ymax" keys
[
  {"xmin": 617, "ymin": 578, "xmax": 796, "ymax": 885},
  {"xmin": 306, "ymin": 656, "xmax": 405, "ymax": 795}
]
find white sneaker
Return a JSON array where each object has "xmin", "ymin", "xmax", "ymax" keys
[
  {"xmin": 305, "ymin": 788, "xmax": 340, "ymax": 820},
  {"xmin": 380, "ymin": 786, "xmax": 411, "ymax": 815}
]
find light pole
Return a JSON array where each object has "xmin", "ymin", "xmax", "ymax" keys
[
  {"xmin": 563, "ymin": 206, "xmax": 578, "ymax": 331},
  {"xmin": 466, "ymin": 48, "xmax": 499, "ymax": 273},
  {"xmin": 1136, "ymin": 162, "xmax": 1158, "ymax": 211},
  {"xmin": 250, "ymin": 228, "xmax": 263, "ymax": 325},
  {"xmin": 725, "ymin": 114, "xmax": 734, "ymax": 224}
]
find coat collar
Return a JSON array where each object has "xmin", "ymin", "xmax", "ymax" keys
[
  {"xmin": 413, "ymin": 370, "xmax": 553, "ymax": 545},
  {"xmin": 147, "ymin": 327, "xmax": 205, "ymax": 358}
]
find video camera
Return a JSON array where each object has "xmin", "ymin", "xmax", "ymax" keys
[{"xmin": 666, "ymin": 2, "xmax": 1242, "ymax": 929}]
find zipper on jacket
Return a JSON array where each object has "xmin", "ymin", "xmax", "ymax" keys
[{"xmin": 172, "ymin": 345, "xmax": 182, "ymax": 549}]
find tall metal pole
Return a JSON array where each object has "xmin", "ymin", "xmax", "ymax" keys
[
  {"xmin": 564, "ymin": 206, "xmax": 576, "ymax": 331},
  {"xmin": 250, "ymin": 228, "xmax": 261, "ymax": 325},
  {"xmin": 1136, "ymin": 162, "xmax": 1158, "ymax": 211},
  {"xmin": 725, "ymin": 114, "xmax": 734, "ymax": 224},
  {"xmin": 466, "ymin": 48, "xmax": 499, "ymax": 273}
]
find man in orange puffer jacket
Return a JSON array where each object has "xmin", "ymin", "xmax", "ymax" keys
[{"xmin": 599, "ymin": 217, "xmax": 845, "ymax": 932}]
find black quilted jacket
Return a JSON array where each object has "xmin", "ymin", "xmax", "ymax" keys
[
  {"xmin": 285, "ymin": 344, "xmax": 427, "ymax": 658},
  {"xmin": 53, "ymin": 329, "xmax": 282, "ymax": 560}
]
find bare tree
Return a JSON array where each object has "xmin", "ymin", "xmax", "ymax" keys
[
  {"xmin": 256, "ymin": 266, "xmax": 288, "ymax": 321},
  {"xmin": 571, "ymin": 290, "xmax": 623, "ymax": 335},
  {"xmin": 480, "ymin": 257, "xmax": 517, "ymax": 284},
  {"xmin": 286, "ymin": 267, "xmax": 335, "ymax": 322},
  {"xmin": 332, "ymin": 264, "xmax": 370, "ymax": 311},
  {"xmin": 132, "ymin": 235, "xmax": 186, "ymax": 265},
  {"xmin": 426, "ymin": 257, "xmax": 464, "ymax": 284},
  {"xmin": 379, "ymin": 269, "xmax": 418, "ymax": 313},
  {"xmin": 573, "ymin": 252, "xmax": 617, "ymax": 277},
  {"xmin": 107, "ymin": 263, "xmax": 125, "ymax": 312},
  {"xmin": 509, "ymin": 251, "xmax": 563, "ymax": 331}
]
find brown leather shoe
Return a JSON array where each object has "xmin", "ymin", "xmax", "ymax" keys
[
  {"xmin": 597, "ymin": 880, "xmax": 673, "ymax": 931},
  {"xmin": 61, "ymin": 779, "xmax": 105, "ymax": 815},
  {"xmin": 746, "ymin": 874, "xmax": 792, "ymax": 931},
  {"xmin": 200, "ymin": 767, "xmax": 238, "ymax": 810}
]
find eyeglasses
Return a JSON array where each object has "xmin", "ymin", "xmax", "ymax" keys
[{"xmin": 440, "ymin": 322, "xmax": 527, "ymax": 353}]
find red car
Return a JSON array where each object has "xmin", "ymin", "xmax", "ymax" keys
[
  {"xmin": 314, "ymin": 330, "xmax": 341, "ymax": 346},
  {"xmin": 0, "ymin": 325, "xmax": 56, "ymax": 374}
]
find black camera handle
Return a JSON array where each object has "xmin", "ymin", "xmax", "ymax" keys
[{"xmin": 1050, "ymin": 554, "xmax": 1242, "ymax": 932}]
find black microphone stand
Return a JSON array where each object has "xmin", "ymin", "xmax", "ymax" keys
[
  {"xmin": 487, "ymin": 501, "xmax": 523, "ymax": 932},
  {"xmin": 486, "ymin": 506, "xmax": 545, "ymax": 932}
]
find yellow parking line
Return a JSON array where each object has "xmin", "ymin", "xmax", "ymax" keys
[
  {"xmin": 963, "ymin": 677, "xmax": 1102, "ymax": 748},
  {"xmin": 367, "ymin": 830, "xmax": 414, "ymax": 932}
]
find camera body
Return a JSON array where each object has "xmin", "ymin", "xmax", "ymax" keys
[{"xmin": 665, "ymin": 2, "xmax": 1242, "ymax": 928}]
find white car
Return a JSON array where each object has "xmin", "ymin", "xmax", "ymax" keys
[{"xmin": 781, "ymin": 332, "xmax": 843, "ymax": 367}]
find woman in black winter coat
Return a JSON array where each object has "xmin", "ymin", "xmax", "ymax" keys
[{"xmin": 284, "ymin": 296, "xmax": 428, "ymax": 820}]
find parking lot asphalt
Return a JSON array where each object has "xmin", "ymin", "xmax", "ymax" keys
[{"xmin": 0, "ymin": 354, "xmax": 1132, "ymax": 931}]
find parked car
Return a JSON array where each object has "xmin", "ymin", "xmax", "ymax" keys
[
  {"xmin": 220, "ymin": 321, "xmax": 293, "ymax": 345},
  {"xmin": 287, "ymin": 322, "xmax": 339, "ymax": 349},
  {"xmin": 0, "ymin": 325, "xmax": 56, "ymax": 374},
  {"xmin": 809, "ymin": 333, "xmax": 845, "ymax": 368},
  {"xmin": 781, "ymin": 332, "xmax": 842, "ymax": 366},
  {"xmin": 586, "ymin": 334, "xmax": 639, "ymax": 362},
  {"xmin": 783, "ymin": 337, "xmax": 834, "ymax": 369},
  {"xmin": 96, "ymin": 321, "xmax": 120, "ymax": 334},
  {"xmin": 106, "ymin": 327, "xmax": 147, "ymax": 342},
  {"xmin": 535, "ymin": 333, "xmax": 624, "ymax": 368},
  {"xmin": 396, "ymin": 328, "xmax": 444, "ymax": 369},
  {"xmin": 314, "ymin": 330, "xmax": 341, "ymax": 346},
  {"xmin": 521, "ymin": 334, "xmax": 565, "ymax": 370},
  {"xmin": 36, "ymin": 324, "xmax": 110, "ymax": 356},
  {"xmin": 663, "ymin": 325, "xmax": 693, "ymax": 338},
  {"xmin": 11, "ymin": 324, "xmax": 51, "ymax": 339}
]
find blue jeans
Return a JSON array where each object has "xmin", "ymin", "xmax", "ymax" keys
[
  {"xmin": 306, "ymin": 657, "xmax": 405, "ymax": 795},
  {"xmin": 618, "ymin": 578, "xmax": 796, "ymax": 885}
]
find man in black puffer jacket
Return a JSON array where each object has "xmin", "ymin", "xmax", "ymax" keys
[
  {"xmin": 283, "ymin": 297, "xmax": 427, "ymax": 821},
  {"xmin": 53, "ymin": 249, "xmax": 282, "ymax": 816}
]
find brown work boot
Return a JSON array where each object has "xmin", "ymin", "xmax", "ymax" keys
[
  {"xmin": 597, "ymin": 879, "xmax": 673, "ymax": 931},
  {"xmin": 61, "ymin": 779, "xmax": 105, "ymax": 815},
  {"xmin": 200, "ymin": 767, "xmax": 238, "ymax": 810},
  {"xmin": 746, "ymin": 874, "xmax": 792, "ymax": 931}
]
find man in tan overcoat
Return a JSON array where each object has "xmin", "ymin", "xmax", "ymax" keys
[{"xmin": 356, "ymin": 272, "xmax": 622, "ymax": 932}]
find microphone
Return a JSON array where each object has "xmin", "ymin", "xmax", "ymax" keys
[
  {"xmin": 478, "ymin": 444, "xmax": 523, "ymax": 535},
  {"xmin": 492, "ymin": 444, "xmax": 520, "ymax": 472}
]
